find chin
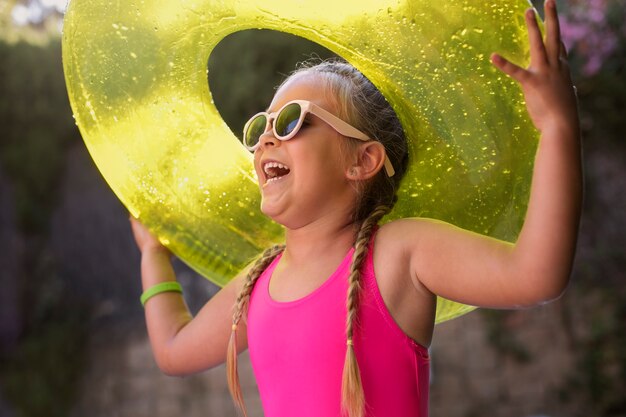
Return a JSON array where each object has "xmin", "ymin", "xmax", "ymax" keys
[
  {"xmin": 261, "ymin": 202, "xmax": 300, "ymax": 230},
  {"xmin": 260, "ymin": 201, "xmax": 283, "ymax": 223}
]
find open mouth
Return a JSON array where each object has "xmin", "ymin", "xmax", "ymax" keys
[{"xmin": 263, "ymin": 161, "xmax": 291, "ymax": 184}]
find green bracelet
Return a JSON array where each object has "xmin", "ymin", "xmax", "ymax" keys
[{"xmin": 140, "ymin": 282, "xmax": 183, "ymax": 306}]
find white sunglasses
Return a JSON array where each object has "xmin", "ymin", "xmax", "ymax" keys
[{"xmin": 242, "ymin": 99, "xmax": 395, "ymax": 177}]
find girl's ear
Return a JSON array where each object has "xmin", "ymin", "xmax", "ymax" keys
[{"xmin": 346, "ymin": 141, "xmax": 387, "ymax": 180}]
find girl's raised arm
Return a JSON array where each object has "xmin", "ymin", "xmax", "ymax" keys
[
  {"xmin": 387, "ymin": 0, "xmax": 582, "ymax": 308},
  {"xmin": 130, "ymin": 217, "xmax": 248, "ymax": 375}
]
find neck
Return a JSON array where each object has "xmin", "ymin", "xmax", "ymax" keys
[{"xmin": 282, "ymin": 213, "xmax": 357, "ymax": 265}]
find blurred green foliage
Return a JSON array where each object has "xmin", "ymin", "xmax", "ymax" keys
[
  {"xmin": 0, "ymin": 243, "xmax": 89, "ymax": 417},
  {"xmin": 0, "ymin": 38, "xmax": 76, "ymax": 234}
]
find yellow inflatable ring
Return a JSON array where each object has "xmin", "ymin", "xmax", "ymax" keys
[{"xmin": 62, "ymin": 0, "xmax": 538, "ymax": 322}]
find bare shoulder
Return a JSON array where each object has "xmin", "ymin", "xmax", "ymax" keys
[
  {"xmin": 374, "ymin": 220, "xmax": 413, "ymax": 269},
  {"xmin": 375, "ymin": 217, "xmax": 447, "ymax": 289},
  {"xmin": 376, "ymin": 217, "xmax": 451, "ymax": 253}
]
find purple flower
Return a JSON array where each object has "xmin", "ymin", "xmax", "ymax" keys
[{"xmin": 559, "ymin": 0, "xmax": 626, "ymax": 76}]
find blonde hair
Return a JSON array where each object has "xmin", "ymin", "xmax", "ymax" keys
[
  {"xmin": 226, "ymin": 59, "xmax": 408, "ymax": 417},
  {"xmin": 226, "ymin": 244, "xmax": 285, "ymax": 416}
]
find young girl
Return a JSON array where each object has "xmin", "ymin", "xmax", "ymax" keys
[{"xmin": 130, "ymin": 2, "xmax": 581, "ymax": 416}]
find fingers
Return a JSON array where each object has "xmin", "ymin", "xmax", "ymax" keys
[
  {"xmin": 544, "ymin": 0, "xmax": 562, "ymax": 65},
  {"xmin": 129, "ymin": 215, "xmax": 145, "ymax": 233},
  {"xmin": 525, "ymin": 8, "xmax": 548, "ymax": 68},
  {"xmin": 495, "ymin": 3, "xmax": 566, "ymax": 78},
  {"xmin": 491, "ymin": 53, "xmax": 528, "ymax": 83},
  {"xmin": 559, "ymin": 41, "xmax": 568, "ymax": 59},
  {"xmin": 129, "ymin": 216, "xmax": 145, "ymax": 244},
  {"xmin": 129, "ymin": 215, "xmax": 151, "ymax": 242},
  {"xmin": 128, "ymin": 215, "xmax": 171, "ymax": 256}
]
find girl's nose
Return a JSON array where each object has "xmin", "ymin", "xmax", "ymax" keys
[{"xmin": 258, "ymin": 130, "xmax": 279, "ymax": 148}]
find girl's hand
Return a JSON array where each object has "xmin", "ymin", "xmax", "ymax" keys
[
  {"xmin": 491, "ymin": 0, "xmax": 579, "ymax": 135},
  {"xmin": 129, "ymin": 216, "xmax": 171, "ymax": 256}
]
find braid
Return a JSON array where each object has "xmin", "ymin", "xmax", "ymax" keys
[
  {"xmin": 227, "ymin": 244, "xmax": 285, "ymax": 416},
  {"xmin": 341, "ymin": 203, "xmax": 394, "ymax": 417}
]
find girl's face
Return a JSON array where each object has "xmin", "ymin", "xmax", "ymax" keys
[{"xmin": 253, "ymin": 74, "xmax": 358, "ymax": 229}]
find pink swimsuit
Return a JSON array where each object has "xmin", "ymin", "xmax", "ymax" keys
[{"xmin": 247, "ymin": 237, "xmax": 430, "ymax": 417}]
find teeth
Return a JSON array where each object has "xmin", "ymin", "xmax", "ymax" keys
[
  {"xmin": 262, "ymin": 161, "xmax": 290, "ymax": 186},
  {"xmin": 263, "ymin": 161, "xmax": 289, "ymax": 175}
]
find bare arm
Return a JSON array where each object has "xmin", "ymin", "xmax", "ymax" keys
[
  {"xmin": 493, "ymin": 2, "xmax": 582, "ymax": 299},
  {"xmin": 391, "ymin": 1, "xmax": 582, "ymax": 308},
  {"xmin": 130, "ymin": 217, "xmax": 248, "ymax": 376}
]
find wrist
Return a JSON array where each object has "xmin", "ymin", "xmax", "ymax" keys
[
  {"xmin": 142, "ymin": 244, "xmax": 172, "ymax": 258},
  {"xmin": 140, "ymin": 247, "xmax": 176, "ymax": 288},
  {"xmin": 539, "ymin": 119, "xmax": 580, "ymax": 141},
  {"xmin": 140, "ymin": 281, "xmax": 183, "ymax": 306}
]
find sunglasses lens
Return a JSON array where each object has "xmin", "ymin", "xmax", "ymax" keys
[
  {"xmin": 244, "ymin": 114, "xmax": 267, "ymax": 148},
  {"xmin": 275, "ymin": 103, "xmax": 302, "ymax": 138}
]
